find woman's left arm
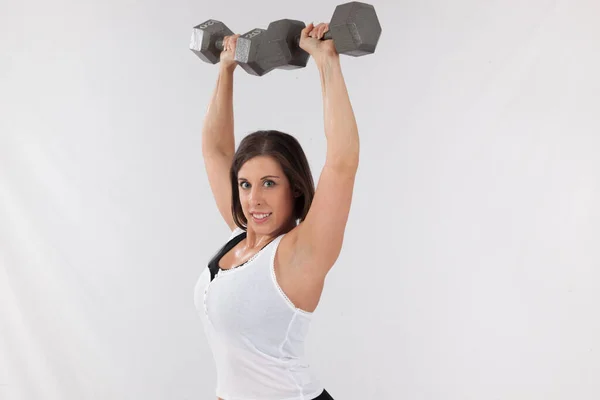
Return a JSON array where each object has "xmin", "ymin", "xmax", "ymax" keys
[
  {"xmin": 300, "ymin": 22, "xmax": 359, "ymax": 169},
  {"xmin": 290, "ymin": 23, "xmax": 361, "ymax": 275},
  {"xmin": 317, "ymin": 54, "xmax": 360, "ymax": 169}
]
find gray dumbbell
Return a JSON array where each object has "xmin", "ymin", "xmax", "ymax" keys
[
  {"xmin": 234, "ymin": 1, "xmax": 382, "ymax": 76},
  {"xmin": 234, "ymin": 24, "xmax": 301, "ymax": 76},
  {"xmin": 189, "ymin": 19, "xmax": 234, "ymax": 64},
  {"xmin": 233, "ymin": 27, "xmax": 271, "ymax": 76}
]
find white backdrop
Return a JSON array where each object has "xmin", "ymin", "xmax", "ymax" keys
[{"xmin": 1, "ymin": 0, "xmax": 599, "ymax": 398}]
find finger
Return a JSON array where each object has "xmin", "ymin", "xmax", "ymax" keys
[
  {"xmin": 301, "ymin": 22, "xmax": 314, "ymax": 38},
  {"xmin": 320, "ymin": 24, "xmax": 328, "ymax": 39},
  {"xmin": 315, "ymin": 24, "xmax": 323, "ymax": 38},
  {"xmin": 314, "ymin": 23, "xmax": 324, "ymax": 39}
]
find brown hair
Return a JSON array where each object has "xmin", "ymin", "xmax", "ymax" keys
[{"xmin": 230, "ymin": 130, "xmax": 315, "ymax": 231}]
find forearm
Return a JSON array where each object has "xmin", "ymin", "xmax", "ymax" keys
[
  {"xmin": 202, "ymin": 66, "xmax": 236, "ymax": 157},
  {"xmin": 317, "ymin": 56, "xmax": 360, "ymax": 168}
]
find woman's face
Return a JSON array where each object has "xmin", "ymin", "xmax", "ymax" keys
[{"xmin": 237, "ymin": 156, "xmax": 296, "ymax": 234}]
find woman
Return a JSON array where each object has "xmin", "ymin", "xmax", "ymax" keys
[{"xmin": 194, "ymin": 22, "xmax": 360, "ymax": 400}]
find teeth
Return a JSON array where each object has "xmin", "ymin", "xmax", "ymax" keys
[{"xmin": 253, "ymin": 213, "xmax": 271, "ymax": 219}]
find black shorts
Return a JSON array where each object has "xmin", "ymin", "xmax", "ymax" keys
[{"xmin": 313, "ymin": 389, "xmax": 334, "ymax": 399}]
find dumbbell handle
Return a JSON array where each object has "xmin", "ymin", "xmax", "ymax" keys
[
  {"xmin": 216, "ymin": 30, "xmax": 331, "ymax": 53},
  {"xmin": 294, "ymin": 31, "xmax": 333, "ymax": 46},
  {"xmin": 211, "ymin": 28, "xmax": 332, "ymax": 62}
]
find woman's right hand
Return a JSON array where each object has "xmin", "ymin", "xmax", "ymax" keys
[{"xmin": 220, "ymin": 34, "xmax": 241, "ymax": 72}]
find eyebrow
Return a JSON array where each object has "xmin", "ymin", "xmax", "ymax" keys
[{"xmin": 238, "ymin": 175, "xmax": 280, "ymax": 181}]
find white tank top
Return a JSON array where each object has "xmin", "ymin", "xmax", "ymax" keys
[{"xmin": 194, "ymin": 227, "xmax": 324, "ymax": 400}]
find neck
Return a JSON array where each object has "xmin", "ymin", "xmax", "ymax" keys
[{"xmin": 245, "ymin": 220, "xmax": 295, "ymax": 249}]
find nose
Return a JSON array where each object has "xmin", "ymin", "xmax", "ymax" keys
[{"xmin": 248, "ymin": 186, "xmax": 264, "ymax": 205}]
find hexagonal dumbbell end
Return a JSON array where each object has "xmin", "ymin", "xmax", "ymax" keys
[
  {"xmin": 189, "ymin": 19, "xmax": 233, "ymax": 64},
  {"xmin": 266, "ymin": 19, "xmax": 310, "ymax": 70},
  {"xmin": 234, "ymin": 27, "xmax": 270, "ymax": 76},
  {"xmin": 329, "ymin": 1, "xmax": 382, "ymax": 56}
]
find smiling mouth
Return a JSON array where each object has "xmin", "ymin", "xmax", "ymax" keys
[{"xmin": 251, "ymin": 213, "xmax": 272, "ymax": 221}]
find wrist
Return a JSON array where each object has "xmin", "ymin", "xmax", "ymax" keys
[
  {"xmin": 315, "ymin": 54, "xmax": 341, "ymax": 73},
  {"xmin": 219, "ymin": 64, "xmax": 237, "ymax": 75},
  {"xmin": 315, "ymin": 53, "xmax": 340, "ymax": 68}
]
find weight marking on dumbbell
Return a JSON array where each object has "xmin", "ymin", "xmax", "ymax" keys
[
  {"xmin": 198, "ymin": 20, "xmax": 217, "ymax": 29},
  {"xmin": 244, "ymin": 30, "xmax": 263, "ymax": 39}
]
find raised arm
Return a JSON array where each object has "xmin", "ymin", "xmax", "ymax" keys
[
  {"xmin": 201, "ymin": 34, "xmax": 240, "ymax": 157},
  {"xmin": 202, "ymin": 35, "xmax": 241, "ymax": 231},
  {"xmin": 292, "ymin": 23, "xmax": 360, "ymax": 276},
  {"xmin": 311, "ymin": 26, "xmax": 360, "ymax": 168}
]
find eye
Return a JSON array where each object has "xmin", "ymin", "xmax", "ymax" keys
[{"xmin": 239, "ymin": 180, "xmax": 275, "ymax": 189}]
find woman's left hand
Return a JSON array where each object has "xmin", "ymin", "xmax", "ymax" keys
[{"xmin": 299, "ymin": 22, "xmax": 338, "ymax": 63}]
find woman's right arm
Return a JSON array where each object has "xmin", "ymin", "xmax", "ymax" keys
[
  {"xmin": 201, "ymin": 35, "xmax": 240, "ymax": 158},
  {"xmin": 202, "ymin": 35, "xmax": 241, "ymax": 230}
]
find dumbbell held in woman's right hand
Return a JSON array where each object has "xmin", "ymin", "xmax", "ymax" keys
[{"xmin": 189, "ymin": 19, "xmax": 239, "ymax": 66}]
